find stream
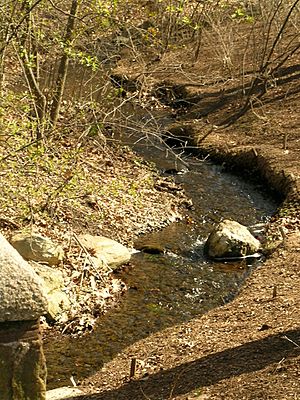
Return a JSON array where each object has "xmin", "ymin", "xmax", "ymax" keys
[{"xmin": 44, "ymin": 128, "xmax": 278, "ymax": 389}]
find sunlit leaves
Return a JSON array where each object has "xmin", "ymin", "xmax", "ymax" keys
[{"xmin": 231, "ymin": 7, "xmax": 254, "ymax": 23}]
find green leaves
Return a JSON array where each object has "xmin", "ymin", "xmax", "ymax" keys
[
  {"xmin": 65, "ymin": 48, "xmax": 100, "ymax": 71},
  {"xmin": 231, "ymin": 7, "xmax": 254, "ymax": 23}
]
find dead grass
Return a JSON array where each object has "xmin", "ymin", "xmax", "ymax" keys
[
  {"xmin": 61, "ymin": 10, "xmax": 300, "ymax": 399},
  {"xmin": 0, "ymin": 94, "xmax": 189, "ymax": 335}
]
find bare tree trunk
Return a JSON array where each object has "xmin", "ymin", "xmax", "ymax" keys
[
  {"xmin": 21, "ymin": 56, "xmax": 47, "ymax": 139},
  {"xmin": 217, "ymin": 0, "xmax": 300, "ymax": 128},
  {"xmin": 17, "ymin": 0, "xmax": 46, "ymax": 139},
  {"xmin": 0, "ymin": 48, "xmax": 6, "ymax": 90},
  {"xmin": 49, "ymin": 0, "xmax": 79, "ymax": 128},
  {"xmin": 0, "ymin": 1, "xmax": 17, "ymax": 90}
]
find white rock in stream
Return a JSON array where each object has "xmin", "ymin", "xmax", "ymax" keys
[{"xmin": 204, "ymin": 219, "xmax": 261, "ymax": 259}]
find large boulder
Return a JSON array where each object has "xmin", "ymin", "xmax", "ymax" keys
[
  {"xmin": 0, "ymin": 233, "xmax": 48, "ymax": 322},
  {"xmin": 0, "ymin": 233, "xmax": 48, "ymax": 399},
  {"xmin": 30, "ymin": 262, "xmax": 70, "ymax": 321},
  {"xmin": 204, "ymin": 219, "xmax": 261, "ymax": 259},
  {"xmin": 78, "ymin": 234, "xmax": 131, "ymax": 270},
  {"xmin": 10, "ymin": 233, "xmax": 64, "ymax": 266},
  {"xmin": 0, "ymin": 320, "xmax": 47, "ymax": 400}
]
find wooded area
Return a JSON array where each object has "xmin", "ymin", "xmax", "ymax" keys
[{"xmin": 0, "ymin": 2, "xmax": 299, "ymax": 399}]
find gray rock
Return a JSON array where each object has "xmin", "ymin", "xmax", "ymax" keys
[
  {"xmin": 0, "ymin": 325, "xmax": 47, "ymax": 400},
  {"xmin": 0, "ymin": 233, "xmax": 48, "ymax": 322},
  {"xmin": 205, "ymin": 219, "xmax": 261, "ymax": 259},
  {"xmin": 11, "ymin": 233, "xmax": 64, "ymax": 266},
  {"xmin": 78, "ymin": 234, "xmax": 131, "ymax": 270},
  {"xmin": 30, "ymin": 262, "xmax": 70, "ymax": 321}
]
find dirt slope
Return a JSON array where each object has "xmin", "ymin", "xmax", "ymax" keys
[
  {"xmin": 64, "ymin": 109, "xmax": 300, "ymax": 399},
  {"xmin": 51, "ymin": 19, "xmax": 300, "ymax": 399}
]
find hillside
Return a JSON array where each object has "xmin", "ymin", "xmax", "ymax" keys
[{"xmin": 0, "ymin": 1, "xmax": 299, "ymax": 399}]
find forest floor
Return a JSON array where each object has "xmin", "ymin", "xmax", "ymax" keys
[
  {"xmin": 60, "ymin": 40, "xmax": 300, "ymax": 400},
  {"xmin": 0, "ymin": 4, "xmax": 299, "ymax": 399},
  {"xmin": 68, "ymin": 133, "xmax": 300, "ymax": 400}
]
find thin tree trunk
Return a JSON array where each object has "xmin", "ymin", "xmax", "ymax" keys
[
  {"xmin": 0, "ymin": 48, "xmax": 6, "ymax": 90},
  {"xmin": 0, "ymin": 1, "xmax": 18, "ymax": 91},
  {"xmin": 17, "ymin": 0, "xmax": 46, "ymax": 139},
  {"xmin": 50, "ymin": 0, "xmax": 79, "ymax": 127}
]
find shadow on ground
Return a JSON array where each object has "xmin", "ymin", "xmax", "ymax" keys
[{"xmin": 67, "ymin": 328, "xmax": 300, "ymax": 400}]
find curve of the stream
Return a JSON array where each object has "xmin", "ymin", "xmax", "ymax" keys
[{"xmin": 44, "ymin": 132, "xmax": 278, "ymax": 389}]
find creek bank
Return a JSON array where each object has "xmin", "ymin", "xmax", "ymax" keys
[
  {"xmin": 43, "ymin": 128, "xmax": 279, "ymax": 390},
  {"xmin": 9, "ymin": 232, "xmax": 134, "ymax": 327},
  {"xmin": 108, "ymin": 73, "xmax": 299, "ymax": 227},
  {"xmin": 77, "ymin": 136, "xmax": 300, "ymax": 400},
  {"xmin": 162, "ymin": 119, "xmax": 299, "ymax": 237},
  {"xmin": 194, "ymin": 142, "xmax": 299, "ymax": 238}
]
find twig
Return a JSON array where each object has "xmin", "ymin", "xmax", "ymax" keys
[
  {"xmin": 130, "ymin": 357, "xmax": 137, "ymax": 379},
  {"xmin": 48, "ymin": 0, "xmax": 81, "ymax": 19},
  {"xmin": 197, "ymin": 125, "xmax": 215, "ymax": 144},
  {"xmin": 0, "ymin": 138, "xmax": 42, "ymax": 163},
  {"xmin": 282, "ymin": 335, "xmax": 300, "ymax": 348},
  {"xmin": 0, "ymin": 217, "xmax": 20, "ymax": 229},
  {"xmin": 272, "ymin": 357, "xmax": 285, "ymax": 373},
  {"xmin": 283, "ymin": 133, "xmax": 289, "ymax": 150},
  {"xmin": 139, "ymin": 385, "xmax": 152, "ymax": 400},
  {"xmin": 70, "ymin": 375, "xmax": 77, "ymax": 387},
  {"xmin": 168, "ymin": 367, "xmax": 188, "ymax": 399},
  {"xmin": 40, "ymin": 173, "xmax": 74, "ymax": 212},
  {"xmin": 279, "ymin": 226, "xmax": 287, "ymax": 244},
  {"xmin": 61, "ymin": 319, "xmax": 75, "ymax": 335},
  {"xmin": 72, "ymin": 232, "xmax": 105, "ymax": 282},
  {"xmin": 0, "ymin": 0, "xmax": 44, "ymax": 53}
]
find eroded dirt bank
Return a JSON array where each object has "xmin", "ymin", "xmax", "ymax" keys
[
  {"xmin": 49, "ymin": 14, "xmax": 300, "ymax": 396},
  {"xmin": 69, "ymin": 133, "xmax": 300, "ymax": 400}
]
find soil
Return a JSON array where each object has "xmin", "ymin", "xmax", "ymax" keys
[
  {"xmin": 68, "ymin": 147, "xmax": 300, "ymax": 400},
  {"xmin": 67, "ymin": 143, "xmax": 300, "ymax": 400},
  {"xmin": 60, "ymin": 37, "xmax": 300, "ymax": 400},
  {"xmin": 0, "ymin": 4, "xmax": 298, "ymax": 399}
]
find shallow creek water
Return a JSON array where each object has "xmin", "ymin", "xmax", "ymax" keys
[{"xmin": 44, "ymin": 134, "xmax": 278, "ymax": 389}]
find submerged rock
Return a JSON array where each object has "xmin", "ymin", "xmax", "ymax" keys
[
  {"xmin": 204, "ymin": 219, "xmax": 261, "ymax": 259},
  {"xmin": 136, "ymin": 243, "xmax": 165, "ymax": 254},
  {"xmin": 11, "ymin": 233, "xmax": 64, "ymax": 266}
]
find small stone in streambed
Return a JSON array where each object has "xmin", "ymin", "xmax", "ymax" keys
[{"xmin": 136, "ymin": 243, "xmax": 165, "ymax": 254}]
